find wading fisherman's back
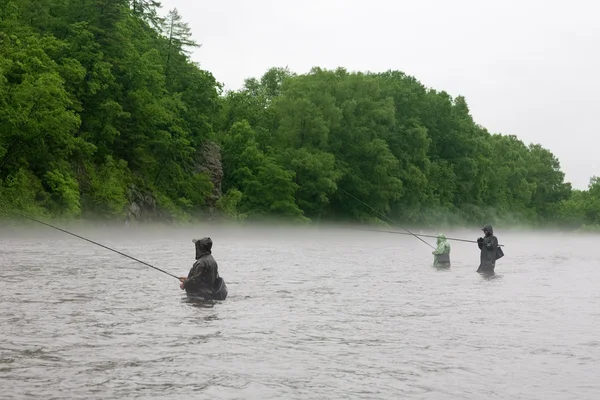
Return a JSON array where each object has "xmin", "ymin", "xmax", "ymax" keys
[{"xmin": 180, "ymin": 237, "xmax": 227, "ymax": 300}]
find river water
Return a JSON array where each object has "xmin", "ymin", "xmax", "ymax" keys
[{"xmin": 1, "ymin": 225, "xmax": 599, "ymax": 399}]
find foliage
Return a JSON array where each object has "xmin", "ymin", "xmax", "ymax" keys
[
  {"xmin": 557, "ymin": 177, "xmax": 600, "ymax": 228},
  {"xmin": 220, "ymin": 67, "xmax": 577, "ymax": 226},
  {"xmin": 0, "ymin": 1, "xmax": 593, "ymax": 228},
  {"xmin": 216, "ymin": 188, "xmax": 246, "ymax": 222},
  {"xmin": 0, "ymin": 0, "xmax": 218, "ymax": 222}
]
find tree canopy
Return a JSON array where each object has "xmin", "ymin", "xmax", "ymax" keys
[{"xmin": 0, "ymin": 0, "xmax": 597, "ymax": 229}]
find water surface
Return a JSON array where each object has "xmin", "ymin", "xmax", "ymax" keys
[{"xmin": 1, "ymin": 226, "xmax": 599, "ymax": 399}]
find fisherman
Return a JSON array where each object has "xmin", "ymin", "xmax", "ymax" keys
[
  {"xmin": 477, "ymin": 224, "xmax": 502, "ymax": 273},
  {"xmin": 179, "ymin": 237, "xmax": 224, "ymax": 299},
  {"xmin": 432, "ymin": 233, "xmax": 451, "ymax": 267}
]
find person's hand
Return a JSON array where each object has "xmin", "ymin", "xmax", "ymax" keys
[
  {"xmin": 477, "ymin": 237, "xmax": 484, "ymax": 243},
  {"xmin": 180, "ymin": 281, "xmax": 185, "ymax": 290},
  {"xmin": 179, "ymin": 276, "xmax": 187, "ymax": 282}
]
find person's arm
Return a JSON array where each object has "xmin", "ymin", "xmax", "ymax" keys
[
  {"xmin": 182, "ymin": 259, "xmax": 207, "ymax": 289},
  {"xmin": 486, "ymin": 236, "xmax": 498, "ymax": 250},
  {"xmin": 477, "ymin": 237, "xmax": 484, "ymax": 249}
]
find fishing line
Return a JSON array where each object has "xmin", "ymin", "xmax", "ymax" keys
[
  {"xmin": 338, "ymin": 188, "xmax": 435, "ymax": 249},
  {"xmin": 7, "ymin": 212, "xmax": 180, "ymax": 280},
  {"xmin": 349, "ymin": 227, "xmax": 504, "ymax": 247}
]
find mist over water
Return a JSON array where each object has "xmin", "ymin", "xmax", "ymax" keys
[{"xmin": 1, "ymin": 224, "xmax": 599, "ymax": 399}]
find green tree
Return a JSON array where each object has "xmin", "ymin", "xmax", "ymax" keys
[
  {"xmin": 0, "ymin": 1, "xmax": 586, "ymax": 227},
  {"xmin": 221, "ymin": 121, "xmax": 305, "ymax": 220}
]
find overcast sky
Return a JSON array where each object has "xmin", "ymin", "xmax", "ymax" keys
[{"xmin": 160, "ymin": 0, "xmax": 599, "ymax": 189}]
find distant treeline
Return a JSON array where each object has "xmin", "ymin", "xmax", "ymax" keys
[{"xmin": 1, "ymin": 0, "xmax": 599, "ymax": 228}]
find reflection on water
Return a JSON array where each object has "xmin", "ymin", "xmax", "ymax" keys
[
  {"xmin": 0, "ymin": 227, "xmax": 599, "ymax": 399},
  {"xmin": 182, "ymin": 295, "xmax": 217, "ymax": 309},
  {"xmin": 478, "ymin": 270, "xmax": 502, "ymax": 280}
]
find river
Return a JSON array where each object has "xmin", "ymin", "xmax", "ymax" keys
[{"xmin": 1, "ymin": 225, "xmax": 599, "ymax": 399}]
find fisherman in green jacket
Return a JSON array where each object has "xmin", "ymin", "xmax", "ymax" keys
[{"xmin": 432, "ymin": 233, "xmax": 451, "ymax": 267}]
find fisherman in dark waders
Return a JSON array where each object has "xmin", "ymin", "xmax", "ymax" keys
[
  {"xmin": 179, "ymin": 237, "xmax": 227, "ymax": 300},
  {"xmin": 477, "ymin": 224, "xmax": 503, "ymax": 273}
]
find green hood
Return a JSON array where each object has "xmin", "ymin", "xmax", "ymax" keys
[{"xmin": 437, "ymin": 234, "xmax": 447, "ymax": 245}]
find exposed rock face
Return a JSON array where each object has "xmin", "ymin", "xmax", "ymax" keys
[
  {"xmin": 195, "ymin": 141, "xmax": 223, "ymax": 217},
  {"xmin": 124, "ymin": 141, "xmax": 223, "ymax": 223},
  {"xmin": 126, "ymin": 185, "xmax": 159, "ymax": 222}
]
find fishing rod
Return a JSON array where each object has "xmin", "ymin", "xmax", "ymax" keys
[
  {"xmin": 349, "ymin": 227, "xmax": 504, "ymax": 247},
  {"xmin": 338, "ymin": 188, "xmax": 435, "ymax": 249},
  {"xmin": 8, "ymin": 212, "xmax": 180, "ymax": 280}
]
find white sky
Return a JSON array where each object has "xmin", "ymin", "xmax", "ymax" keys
[{"xmin": 160, "ymin": 0, "xmax": 599, "ymax": 189}]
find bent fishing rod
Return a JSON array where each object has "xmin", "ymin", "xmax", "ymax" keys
[
  {"xmin": 349, "ymin": 227, "xmax": 504, "ymax": 247},
  {"xmin": 338, "ymin": 188, "xmax": 435, "ymax": 249},
  {"xmin": 9, "ymin": 212, "xmax": 180, "ymax": 280}
]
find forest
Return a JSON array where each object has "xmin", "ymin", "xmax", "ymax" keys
[{"xmin": 1, "ymin": 0, "xmax": 599, "ymax": 229}]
